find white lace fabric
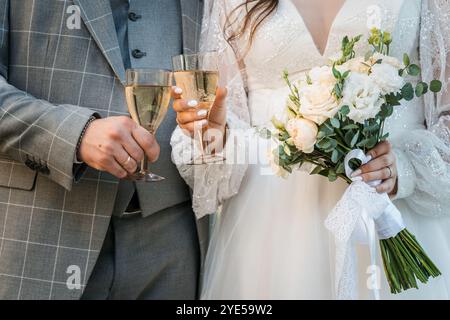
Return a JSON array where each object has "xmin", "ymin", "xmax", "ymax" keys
[
  {"xmin": 171, "ymin": 0, "xmax": 250, "ymax": 219},
  {"xmin": 172, "ymin": 0, "xmax": 450, "ymax": 220},
  {"xmin": 171, "ymin": 0, "xmax": 450, "ymax": 300}
]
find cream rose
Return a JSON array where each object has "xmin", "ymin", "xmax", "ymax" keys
[
  {"xmin": 340, "ymin": 57, "xmax": 371, "ymax": 74},
  {"xmin": 370, "ymin": 52, "xmax": 403, "ymax": 69},
  {"xmin": 268, "ymin": 150, "xmax": 289, "ymax": 178},
  {"xmin": 341, "ymin": 73, "xmax": 384, "ymax": 124},
  {"xmin": 286, "ymin": 118, "xmax": 318, "ymax": 154},
  {"xmin": 297, "ymin": 66, "xmax": 340, "ymax": 125}
]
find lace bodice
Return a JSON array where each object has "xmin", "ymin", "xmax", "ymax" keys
[
  {"xmin": 242, "ymin": 0, "xmax": 417, "ymax": 90},
  {"xmin": 171, "ymin": 0, "xmax": 450, "ymax": 219}
]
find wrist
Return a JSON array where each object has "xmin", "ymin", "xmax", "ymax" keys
[{"xmin": 76, "ymin": 116, "xmax": 97, "ymax": 163}]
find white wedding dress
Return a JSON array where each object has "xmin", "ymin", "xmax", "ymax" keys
[{"xmin": 171, "ymin": 0, "xmax": 450, "ymax": 299}]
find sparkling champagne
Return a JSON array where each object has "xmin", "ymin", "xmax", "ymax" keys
[
  {"xmin": 173, "ymin": 70, "xmax": 219, "ymax": 111},
  {"xmin": 125, "ymin": 85, "xmax": 172, "ymax": 134}
]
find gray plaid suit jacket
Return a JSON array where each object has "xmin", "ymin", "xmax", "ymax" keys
[{"xmin": 0, "ymin": 0, "xmax": 206, "ymax": 300}]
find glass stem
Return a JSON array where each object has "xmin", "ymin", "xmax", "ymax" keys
[
  {"xmin": 140, "ymin": 155, "xmax": 149, "ymax": 174},
  {"xmin": 197, "ymin": 129, "xmax": 205, "ymax": 156}
]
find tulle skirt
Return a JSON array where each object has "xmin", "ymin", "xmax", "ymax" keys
[{"xmin": 201, "ymin": 161, "xmax": 450, "ymax": 300}]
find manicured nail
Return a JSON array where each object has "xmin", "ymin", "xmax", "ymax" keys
[
  {"xmin": 197, "ymin": 109, "xmax": 207, "ymax": 117},
  {"xmin": 366, "ymin": 154, "xmax": 373, "ymax": 162},
  {"xmin": 351, "ymin": 169, "xmax": 362, "ymax": 177},
  {"xmin": 174, "ymin": 87, "xmax": 183, "ymax": 94},
  {"xmin": 197, "ymin": 119, "xmax": 208, "ymax": 127},
  {"xmin": 352, "ymin": 176, "xmax": 363, "ymax": 182},
  {"xmin": 188, "ymin": 100, "xmax": 198, "ymax": 108}
]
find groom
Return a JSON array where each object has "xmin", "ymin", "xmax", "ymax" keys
[{"xmin": 0, "ymin": 0, "xmax": 209, "ymax": 299}]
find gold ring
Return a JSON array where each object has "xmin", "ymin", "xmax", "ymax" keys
[
  {"xmin": 387, "ymin": 166, "xmax": 392, "ymax": 178},
  {"xmin": 124, "ymin": 156, "xmax": 132, "ymax": 166}
]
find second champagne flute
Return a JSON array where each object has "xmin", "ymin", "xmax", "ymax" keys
[{"xmin": 172, "ymin": 51, "xmax": 223, "ymax": 164}]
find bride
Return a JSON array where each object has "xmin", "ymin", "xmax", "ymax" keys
[{"xmin": 171, "ymin": 0, "xmax": 450, "ymax": 299}]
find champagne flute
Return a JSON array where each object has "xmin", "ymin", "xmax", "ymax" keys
[
  {"xmin": 172, "ymin": 52, "xmax": 223, "ymax": 164},
  {"xmin": 125, "ymin": 69, "xmax": 173, "ymax": 182}
]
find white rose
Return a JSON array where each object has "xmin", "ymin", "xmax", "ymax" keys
[
  {"xmin": 370, "ymin": 53, "xmax": 403, "ymax": 69},
  {"xmin": 340, "ymin": 57, "xmax": 371, "ymax": 74},
  {"xmin": 297, "ymin": 66, "xmax": 340, "ymax": 125},
  {"xmin": 308, "ymin": 66, "xmax": 336, "ymax": 87},
  {"xmin": 370, "ymin": 62, "xmax": 405, "ymax": 94},
  {"xmin": 286, "ymin": 118, "xmax": 318, "ymax": 154},
  {"xmin": 341, "ymin": 73, "xmax": 384, "ymax": 124}
]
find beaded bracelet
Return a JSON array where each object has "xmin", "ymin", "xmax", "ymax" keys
[{"xmin": 75, "ymin": 116, "xmax": 97, "ymax": 161}]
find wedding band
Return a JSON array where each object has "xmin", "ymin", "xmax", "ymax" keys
[
  {"xmin": 387, "ymin": 166, "xmax": 392, "ymax": 178},
  {"xmin": 124, "ymin": 156, "xmax": 132, "ymax": 166}
]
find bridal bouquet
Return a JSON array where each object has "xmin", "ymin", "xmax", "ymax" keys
[{"xmin": 264, "ymin": 29, "xmax": 442, "ymax": 297}]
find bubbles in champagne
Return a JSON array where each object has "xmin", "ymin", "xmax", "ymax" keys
[{"xmin": 125, "ymin": 85, "xmax": 172, "ymax": 133}]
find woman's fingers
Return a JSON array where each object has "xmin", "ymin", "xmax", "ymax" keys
[
  {"xmin": 376, "ymin": 178, "xmax": 396, "ymax": 194},
  {"xmin": 366, "ymin": 140, "xmax": 392, "ymax": 159},
  {"xmin": 172, "ymin": 87, "xmax": 199, "ymax": 113},
  {"xmin": 171, "ymin": 86, "xmax": 183, "ymax": 99},
  {"xmin": 177, "ymin": 108, "xmax": 208, "ymax": 125},
  {"xmin": 178, "ymin": 120, "xmax": 209, "ymax": 135},
  {"xmin": 358, "ymin": 154, "xmax": 395, "ymax": 175},
  {"xmin": 359, "ymin": 166, "xmax": 394, "ymax": 182}
]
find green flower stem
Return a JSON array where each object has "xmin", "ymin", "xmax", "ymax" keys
[{"xmin": 336, "ymin": 140, "xmax": 352, "ymax": 152}]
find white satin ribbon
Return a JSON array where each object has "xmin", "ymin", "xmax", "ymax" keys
[{"xmin": 325, "ymin": 149, "xmax": 405, "ymax": 300}]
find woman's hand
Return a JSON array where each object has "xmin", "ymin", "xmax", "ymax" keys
[
  {"xmin": 351, "ymin": 141, "xmax": 398, "ymax": 196},
  {"xmin": 171, "ymin": 86, "xmax": 227, "ymax": 137},
  {"xmin": 172, "ymin": 86, "xmax": 228, "ymax": 154}
]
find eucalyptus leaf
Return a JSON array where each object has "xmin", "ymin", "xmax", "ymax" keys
[
  {"xmin": 430, "ymin": 80, "xmax": 442, "ymax": 93},
  {"xmin": 401, "ymin": 83, "xmax": 414, "ymax": 101},
  {"xmin": 415, "ymin": 82, "xmax": 428, "ymax": 97},
  {"xmin": 336, "ymin": 162, "xmax": 345, "ymax": 174},
  {"xmin": 350, "ymin": 131, "xmax": 360, "ymax": 148},
  {"xmin": 328, "ymin": 169, "xmax": 338, "ymax": 182},
  {"xmin": 407, "ymin": 64, "xmax": 420, "ymax": 76},
  {"xmin": 343, "ymin": 124, "xmax": 359, "ymax": 130},
  {"xmin": 330, "ymin": 118, "xmax": 341, "ymax": 129},
  {"xmin": 332, "ymin": 65, "xmax": 341, "ymax": 79},
  {"xmin": 345, "ymin": 130, "xmax": 354, "ymax": 145},
  {"xmin": 258, "ymin": 127, "xmax": 272, "ymax": 139},
  {"xmin": 403, "ymin": 53, "xmax": 410, "ymax": 67},
  {"xmin": 331, "ymin": 149, "xmax": 340, "ymax": 163},
  {"xmin": 310, "ymin": 165, "xmax": 323, "ymax": 175}
]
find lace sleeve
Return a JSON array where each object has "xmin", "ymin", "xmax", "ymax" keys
[
  {"xmin": 171, "ymin": 0, "xmax": 251, "ymax": 219},
  {"xmin": 420, "ymin": 0, "xmax": 450, "ymax": 125},
  {"xmin": 391, "ymin": 0, "xmax": 450, "ymax": 217}
]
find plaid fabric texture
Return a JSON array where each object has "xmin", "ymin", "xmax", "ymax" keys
[{"xmin": 0, "ymin": 0, "xmax": 204, "ymax": 300}]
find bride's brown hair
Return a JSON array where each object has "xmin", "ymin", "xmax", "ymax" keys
[{"xmin": 225, "ymin": 0, "xmax": 279, "ymax": 45}]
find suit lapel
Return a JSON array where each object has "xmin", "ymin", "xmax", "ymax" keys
[
  {"xmin": 179, "ymin": 0, "xmax": 204, "ymax": 54},
  {"xmin": 74, "ymin": 0, "xmax": 126, "ymax": 83}
]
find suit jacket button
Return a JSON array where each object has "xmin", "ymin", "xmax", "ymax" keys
[
  {"xmin": 132, "ymin": 49, "xmax": 146, "ymax": 59},
  {"xmin": 128, "ymin": 12, "xmax": 142, "ymax": 21},
  {"xmin": 40, "ymin": 166, "xmax": 50, "ymax": 175},
  {"xmin": 25, "ymin": 159, "xmax": 36, "ymax": 170}
]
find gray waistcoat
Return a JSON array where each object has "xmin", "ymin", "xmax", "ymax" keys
[{"xmin": 110, "ymin": 0, "xmax": 190, "ymax": 216}]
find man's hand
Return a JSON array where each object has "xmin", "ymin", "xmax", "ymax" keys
[
  {"xmin": 78, "ymin": 116, "xmax": 160, "ymax": 179},
  {"xmin": 172, "ymin": 86, "xmax": 227, "ymax": 138}
]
